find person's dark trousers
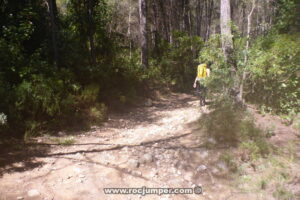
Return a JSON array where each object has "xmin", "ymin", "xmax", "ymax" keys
[{"xmin": 196, "ymin": 82, "xmax": 207, "ymax": 106}]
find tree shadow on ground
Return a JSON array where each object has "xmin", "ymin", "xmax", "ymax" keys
[
  {"xmin": 0, "ymin": 93, "xmax": 204, "ymax": 181},
  {"xmin": 0, "ymin": 141, "xmax": 49, "ymax": 177}
]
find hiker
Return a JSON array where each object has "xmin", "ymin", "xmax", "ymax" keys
[{"xmin": 193, "ymin": 62, "xmax": 211, "ymax": 106}]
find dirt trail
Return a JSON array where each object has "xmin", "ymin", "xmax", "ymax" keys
[{"xmin": 0, "ymin": 93, "xmax": 299, "ymax": 200}]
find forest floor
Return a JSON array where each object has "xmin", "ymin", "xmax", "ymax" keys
[{"xmin": 0, "ymin": 92, "xmax": 299, "ymax": 200}]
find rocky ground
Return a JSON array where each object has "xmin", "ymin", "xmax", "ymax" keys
[{"xmin": 0, "ymin": 92, "xmax": 299, "ymax": 200}]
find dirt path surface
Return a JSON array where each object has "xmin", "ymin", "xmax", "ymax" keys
[{"xmin": 1, "ymin": 93, "xmax": 299, "ymax": 200}]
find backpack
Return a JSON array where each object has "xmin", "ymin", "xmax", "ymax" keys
[{"xmin": 197, "ymin": 64, "xmax": 207, "ymax": 78}]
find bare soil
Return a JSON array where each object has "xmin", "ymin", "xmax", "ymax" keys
[{"xmin": 0, "ymin": 92, "xmax": 299, "ymax": 200}]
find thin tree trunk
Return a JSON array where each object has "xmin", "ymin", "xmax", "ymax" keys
[
  {"xmin": 196, "ymin": 0, "xmax": 203, "ymax": 36},
  {"xmin": 87, "ymin": 0, "xmax": 96, "ymax": 65},
  {"xmin": 139, "ymin": 0, "xmax": 148, "ymax": 68},
  {"xmin": 169, "ymin": 0, "xmax": 173, "ymax": 44},
  {"xmin": 239, "ymin": 0, "xmax": 256, "ymax": 102},
  {"xmin": 128, "ymin": 0, "xmax": 132, "ymax": 59},
  {"xmin": 47, "ymin": 0, "xmax": 58, "ymax": 67},
  {"xmin": 152, "ymin": 0, "xmax": 160, "ymax": 56},
  {"xmin": 206, "ymin": 0, "xmax": 213, "ymax": 40}
]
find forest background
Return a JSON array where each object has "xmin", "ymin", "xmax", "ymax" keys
[{"xmin": 0, "ymin": 0, "xmax": 299, "ymax": 139}]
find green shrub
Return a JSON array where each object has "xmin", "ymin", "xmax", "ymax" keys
[
  {"xmin": 51, "ymin": 137, "xmax": 75, "ymax": 146},
  {"xmin": 155, "ymin": 31, "xmax": 203, "ymax": 91},
  {"xmin": 273, "ymin": 184, "xmax": 294, "ymax": 200},
  {"xmin": 88, "ymin": 103, "xmax": 107, "ymax": 125},
  {"xmin": 200, "ymin": 95, "xmax": 244, "ymax": 145},
  {"xmin": 220, "ymin": 152, "xmax": 238, "ymax": 172},
  {"xmin": 240, "ymin": 139, "xmax": 270, "ymax": 161},
  {"xmin": 246, "ymin": 33, "xmax": 300, "ymax": 114},
  {"xmin": 292, "ymin": 114, "xmax": 300, "ymax": 132}
]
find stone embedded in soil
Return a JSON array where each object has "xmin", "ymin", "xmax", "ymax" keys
[
  {"xmin": 133, "ymin": 171, "xmax": 142, "ymax": 176},
  {"xmin": 212, "ymin": 167, "xmax": 220, "ymax": 175},
  {"xmin": 140, "ymin": 153, "xmax": 154, "ymax": 164},
  {"xmin": 145, "ymin": 99, "xmax": 153, "ymax": 107},
  {"xmin": 199, "ymin": 151, "xmax": 209, "ymax": 159},
  {"xmin": 73, "ymin": 167, "xmax": 82, "ymax": 173},
  {"xmin": 27, "ymin": 189, "xmax": 40, "ymax": 197},
  {"xmin": 207, "ymin": 138, "xmax": 216, "ymax": 145},
  {"xmin": 58, "ymin": 131, "xmax": 66, "ymax": 136},
  {"xmin": 76, "ymin": 179, "xmax": 84, "ymax": 183},
  {"xmin": 197, "ymin": 165, "xmax": 207, "ymax": 172},
  {"xmin": 127, "ymin": 159, "xmax": 140, "ymax": 168},
  {"xmin": 217, "ymin": 161, "xmax": 228, "ymax": 172},
  {"xmin": 184, "ymin": 172, "xmax": 194, "ymax": 182}
]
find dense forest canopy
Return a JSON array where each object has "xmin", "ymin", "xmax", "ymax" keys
[{"xmin": 0, "ymin": 0, "xmax": 299, "ymax": 138}]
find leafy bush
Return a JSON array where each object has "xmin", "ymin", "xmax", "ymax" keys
[
  {"xmin": 198, "ymin": 34, "xmax": 233, "ymax": 95},
  {"xmin": 0, "ymin": 113, "xmax": 7, "ymax": 126},
  {"xmin": 156, "ymin": 31, "xmax": 203, "ymax": 91},
  {"xmin": 200, "ymin": 95, "xmax": 244, "ymax": 145},
  {"xmin": 246, "ymin": 33, "xmax": 300, "ymax": 114},
  {"xmin": 200, "ymin": 94, "xmax": 271, "ymax": 160},
  {"xmin": 88, "ymin": 103, "xmax": 107, "ymax": 125}
]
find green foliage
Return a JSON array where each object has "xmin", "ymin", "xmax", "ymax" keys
[
  {"xmin": 198, "ymin": 35, "xmax": 232, "ymax": 95},
  {"xmin": 220, "ymin": 152, "xmax": 238, "ymax": 172},
  {"xmin": 88, "ymin": 103, "xmax": 107, "ymax": 125},
  {"xmin": 51, "ymin": 137, "xmax": 75, "ymax": 146},
  {"xmin": 240, "ymin": 139, "xmax": 270, "ymax": 161},
  {"xmin": 200, "ymin": 95, "xmax": 244, "ymax": 145},
  {"xmin": 200, "ymin": 94, "xmax": 271, "ymax": 160},
  {"xmin": 246, "ymin": 33, "xmax": 300, "ymax": 114},
  {"xmin": 156, "ymin": 31, "xmax": 203, "ymax": 91},
  {"xmin": 273, "ymin": 184, "xmax": 294, "ymax": 200},
  {"xmin": 275, "ymin": 0, "xmax": 299, "ymax": 33}
]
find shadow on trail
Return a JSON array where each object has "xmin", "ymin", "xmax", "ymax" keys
[
  {"xmin": 0, "ymin": 142, "xmax": 49, "ymax": 177},
  {"xmin": 0, "ymin": 93, "xmax": 202, "ymax": 179}
]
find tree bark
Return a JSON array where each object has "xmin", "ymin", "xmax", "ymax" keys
[
  {"xmin": 47, "ymin": 0, "xmax": 58, "ymax": 67},
  {"xmin": 128, "ymin": 0, "xmax": 132, "ymax": 59},
  {"xmin": 220, "ymin": 0, "xmax": 240, "ymax": 101},
  {"xmin": 220, "ymin": 0, "xmax": 233, "ymax": 59},
  {"xmin": 196, "ymin": 0, "xmax": 203, "ymax": 36},
  {"xmin": 87, "ymin": 0, "xmax": 96, "ymax": 65},
  {"xmin": 239, "ymin": 0, "xmax": 256, "ymax": 102},
  {"xmin": 139, "ymin": 0, "xmax": 148, "ymax": 68}
]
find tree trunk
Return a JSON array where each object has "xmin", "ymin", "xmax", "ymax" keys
[
  {"xmin": 169, "ymin": 0, "xmax": 173, "ymax": 43},
  {"xmin": 47, "ymin": 0, "xmax": 58, "ymax": 67},
  {"xmin": 87, "ymin": 0, "xmax": 96, "ymax": 65},
  {"xmin": 239, "ymin": 0, "xmax": 256, "ymax": 102},
  {"xmin": 220, "ymin": 0, "xmax": 233, "ymax": 59},
  {"xmin": 220, "ymin": 0, "xmax": 240, "ymax": 101},
  {"xmin": 139, "ymin": 0, "xmax": 148, "ymax": 68},
  {"xmin": 205, "ymin": 0, "xmax": 213, "ymax": 40},
  {"xmin": 152, "ymin": 0, "xmax": 160, "ymax": 56},
  {"xmin": 196, "ymin": 0, "xmax": 203, "ymax": 36},
  {"xmin": 128, "ymin": 0, "xmax": 132, "ymax": 59}
]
